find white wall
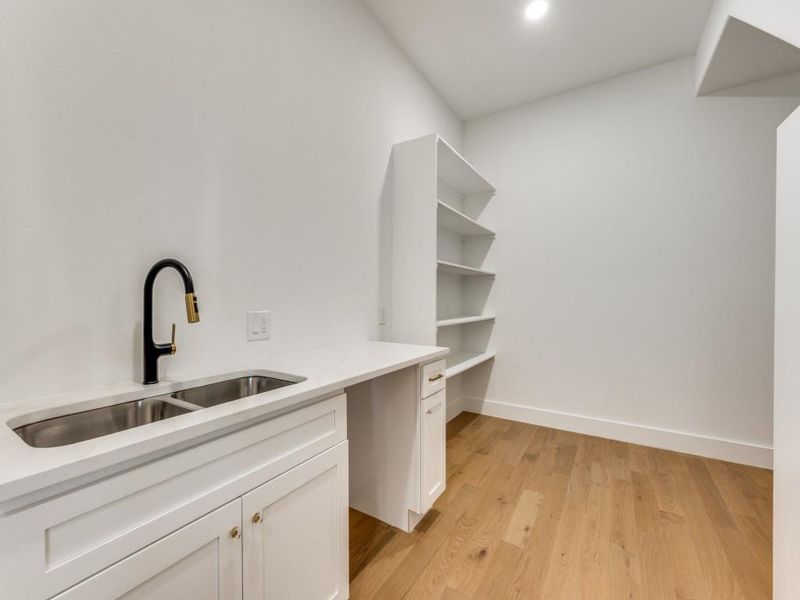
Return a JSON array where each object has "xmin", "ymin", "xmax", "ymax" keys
[
  {"xmin": 697, "ymin": 0, "xmax": 800, "ymax": 88},
  {"xmin": 0, "ymin": 0, "xmax": 461, "ymax": 403},
  {"xmin": 774, "ymin": 105, "xmax": 800, "ymax": 600},
  {"xmin": 463, "ymin": 57, "xmax": 799, "ymax": 467},
  {"xmin": 695, "ymin": 0, "xmax": 800, "ymax": 96}
]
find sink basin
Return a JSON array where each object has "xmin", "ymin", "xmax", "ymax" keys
[
  {"xmin": 11, "ymin": 372, "xmax": 304, "ymax": 448},
  {"xmin": 13, "ymin": 397, "xmax": 192, "ymax": 449},
  {"xmin": 170, "ymin": 375, "xmax": 296, "ymax": 408}
]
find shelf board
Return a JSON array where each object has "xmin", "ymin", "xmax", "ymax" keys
[
  {"xmin": 437, "ymin": 260, "xmax": 495, "ymax": 277},
  {"xmin": 437, "ymin": 137, "xmax": 496, "ymax": 195},
  {"xmin": 437, "ymin": 314, "xmax": 496, "ymax": 328},
  {"xmin": 437, "ymin": 201, "xmax": 495, "ymax": 237},
  {"xmin": 446, "ymin": 351, "xmax": 496, "ymax": 378}
]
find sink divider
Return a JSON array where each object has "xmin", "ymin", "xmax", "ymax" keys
[{"xmin": 162, "ymin": 396, "xmax": 205, "ymax": 412}]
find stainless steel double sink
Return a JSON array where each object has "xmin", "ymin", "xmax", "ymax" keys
[{"xmin": 12, "ymin": 374, "xmax": 303, "ymax": 449}]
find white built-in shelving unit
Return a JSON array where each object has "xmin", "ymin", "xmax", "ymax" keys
[
  {"xmin": 390, "ymin": 134, "xmax": 497, "ymax": 379},
  {"xmin": 437, "ymin": 314, "xmax": 496, "ymax": 328},
  {"xmin": 436, "ymin": 260, "xmax": 495, "ymax": 278},
  {"xmin": 437, "ymin": 201, "xmax": 496, "ymax": 237}
]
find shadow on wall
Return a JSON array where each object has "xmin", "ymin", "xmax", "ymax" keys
[
  {"xmin": 378, "ymin": 155, "xmax": 393, "ymax": 342},
  {"xmin": 708, "ymin": 70, "xmax": 800, "ymax": 98},
  {"xmin": 462, "ymin": 360, "xmax": 495, "ymax": 411},
  {"xmin": 131, "ymin": 322, "xmax": 142, "ymax": 384}
]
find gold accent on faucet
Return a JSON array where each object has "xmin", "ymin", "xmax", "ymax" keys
[
  {"xmin": 185, "ymin": 293, "xmax": 200, "ymax": 323},
  {"xmin": 170, "ymin": 323, "xmax": 177, "ymax": 355}
]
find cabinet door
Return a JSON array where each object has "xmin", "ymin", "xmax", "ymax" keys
[
  {"xmin": 421, "ymin": 389, "xmax": 446, "ymax": 513},
  {"xmin": 53, "ymin": 499, "xmax": 242, "ymax": 600},
  {"xmin": 242, "ymin": 441, "xmax": 349, "ymax": 600}
]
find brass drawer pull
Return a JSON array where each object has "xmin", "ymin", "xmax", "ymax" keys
[{"xmin": 428, "ymin": 373, "xmax": 444, "ymax": 382}]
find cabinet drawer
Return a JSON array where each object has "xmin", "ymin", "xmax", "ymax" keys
[
  {"xmin": 420, "ymin": 359, "xmax": 446, "ymax": 398},
  {"xmin": 0, "ymin": 393, "xmax": 346, "ymax": 600}
]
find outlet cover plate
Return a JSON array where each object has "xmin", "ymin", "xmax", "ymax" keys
[{"xmin": 247, "ymin": 310, "xmax": 271, "ymax": 341}]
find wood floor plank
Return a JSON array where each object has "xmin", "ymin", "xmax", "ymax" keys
[
  {"xmin": 349, "ymin": 414, "xmax": 772, "ymax": 600},
  {"xmin": 403, "ymin": 462, "xmax": 516, "ymax": 599},
  {"xmin": 672, "ymin": 467, "xmax": 747, "ymax": 600},
  {"xmin": 607, "ymin": 439, "xmax": 632, "ymax": 482},
  {"xmin": 403, "ymin": 427, "xmax": 543, "ymax": 600},
  {"xmin": 632, "ymin": 470, "xmax": 678, "ymax": 599},
  {"xmin": 539, "ymin": 436, "xmax": 592, "ymax": 599},
  {"xmin": 606, "ymin": 477, "xmax": 643, "ymax": 599},
  {"xmin": 349, "ymin": 508, "xmax": 396, "ymax": 581},
  {"xmin": 658, "ymin": 503, "xmax": 710, "ymax": 599},
  {"xmin": 443, "ymin": 436, "xmax": 543, "ymax": 597},
  {"xmin": 704, "ymin": 459, "xmax": 758, "ymax": 518},
  {"xmin": 369, "ymin": 484, "xmax": 481, "ymax": 600},
  {"xmin": 349, "ymin": 483, "xmax": 477, "ymax": 599},
  {"xmin": 581, "ymin": 483, "xmax": 613, "ymax": 600},
  {"xmin": 503, "ymin": 488, "xmax": 544, "ymax": 548},
  {"xmin": 511, "ymin": 470, "xmax": 572, "ymax": 599},
  {"xmin": 470, "ymin": 541, "xmax": 523, "ymax": 599},
  {"xmin": 438, "ymin": 587, "xmax": 467, "ymax": 600}
]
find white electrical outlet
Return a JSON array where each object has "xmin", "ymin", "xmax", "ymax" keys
[{"xmin": 247, "ymin": 311, "xmax": 271, "ymax": 341}]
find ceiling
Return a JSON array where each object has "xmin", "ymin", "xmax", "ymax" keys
[{"xmin": 363, "ymin": 0, "xmax": 715, "ymax": 120}]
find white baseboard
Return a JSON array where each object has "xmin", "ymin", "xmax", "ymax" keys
[{"xmin": 463, "ymin": 397, "xmax": 773, "ymax": 469}]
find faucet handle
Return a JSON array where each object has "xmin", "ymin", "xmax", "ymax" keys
[{"xmin": 170, "ymin": 323, "xmax": 177, "ymax": 355}]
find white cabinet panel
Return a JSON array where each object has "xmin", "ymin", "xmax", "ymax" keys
[
  {"xmin": 242, "ymin": 441, "xmax": 349, "ymax": 600},
  {"xmin": 347, "ymin": 367, "xmax": 422, "ymax": 531},
  {"xmin": 421, "ymin": 390, "xmax": 446, "ymax": 513},
  {"xmin": 0, "ymin": 394, "xmax": 346, "ymax": 599},
  {"xmin": 53, "ymin": 500, "xmax": 242, "ymax": 600}
]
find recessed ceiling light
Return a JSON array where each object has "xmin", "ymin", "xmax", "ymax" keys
[{"xmin": 524, "ymin": 0, "xmax": 549, "ymax": 21}]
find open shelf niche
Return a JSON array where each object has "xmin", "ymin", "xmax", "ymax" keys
[{"xmin": 390, "ymin": 134, "xmax": 497, "ymax": 383}]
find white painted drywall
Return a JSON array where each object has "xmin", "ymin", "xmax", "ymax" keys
[
  {"xmin": 774, "ymin": 105, "xmax": 800, "ymax": 600},
  {"xmin": 695, "ymin": 0, "xmax": 800, "ymax": 96},
  {"xmin": 463, "ymin": 57, "xmax": 799, "ymax": 466},
  {"xmin": 697, "ymin": 0, "xmax": 800, "ymax": 92},
  {"xmin": 0, "ymin": 0, "xmax": 461, "ymax": 402}
]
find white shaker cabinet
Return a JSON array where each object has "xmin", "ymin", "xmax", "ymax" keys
[
  {"xmin": 52, "ymin": 499, "xmax": 243, "ymax": 600},
  {"xmin": 242, "ymin": 441, "xmax": 349, "ymax": 600},
  {"xmin": 348, "ymin": 360, "xmax": 447, "ymax": 532},
  {"xmin": 420, "ymin": 389, "xmax": 446, "ymax": 514},
  {"xmin": 51, "ymin": 419, "xmax": 349, "ymax": 600},
  {"xmin": 2, "ymin": 394, "xmax": 348, "ymax": 600}
]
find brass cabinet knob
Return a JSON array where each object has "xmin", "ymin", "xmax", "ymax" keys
[
  {"xmin": 252, "ymin": 512, "xmax": 262, "ymax": 524},
  {"xmin": 230, "ymin": 526, "xmax": 241, "ymax": 539},
  {"xmin": 426, "ymin": 409, "xmax": 433, "ymax": 415}
]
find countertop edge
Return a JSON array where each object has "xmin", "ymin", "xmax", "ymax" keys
[{"xmin": 0, "ymin": 342, "xmax": 449, "ymax": 506}]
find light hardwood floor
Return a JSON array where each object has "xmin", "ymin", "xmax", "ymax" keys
[{"xmin": 349, "ymin": 412, "xmax": 772, "ymax": 600}]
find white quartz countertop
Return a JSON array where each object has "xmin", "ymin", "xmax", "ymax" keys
[{"xmin": 0, "ymin": 341, "xmax": 448, "ymax": 504}]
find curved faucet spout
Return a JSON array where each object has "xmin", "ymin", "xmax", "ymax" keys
[{"xmin": 142, "ymin": 258, "xmax": 200, "ymax": 385}]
